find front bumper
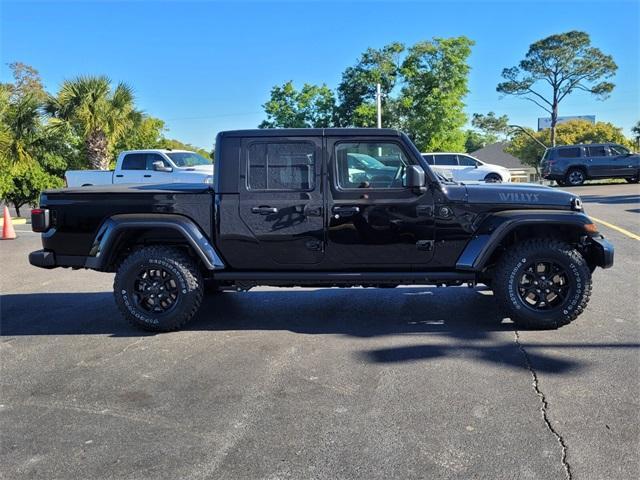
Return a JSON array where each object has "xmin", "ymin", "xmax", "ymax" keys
[{"xmin": 587, "ymin": 236, "xmax": 614, "ymax": 269}]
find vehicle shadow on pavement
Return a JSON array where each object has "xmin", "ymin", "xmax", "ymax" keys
[{"xmin": 3, "ymin": 288, "xmax": 638, "ymax": 375}]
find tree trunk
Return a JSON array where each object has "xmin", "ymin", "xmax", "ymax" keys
[
  {"xmin": 86, "ymin": 130, "xmax": 110, "ymax": 170},
  {"xmin": 13, "ymin": 202, "xmax": 21, "ymax": 218},
  {"xmin": 550, "ymin": 100, "xmax": 558, "ymax": 147}
]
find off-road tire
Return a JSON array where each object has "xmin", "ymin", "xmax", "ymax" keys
[
  {"xmin": 484, "ymin": 173, "xmax": 502, "ymax": 183},
  {"xmin": 114, "ymin": 246, "xmax": 203, "ymax": 332},
  {"xmin": 565, "ymin": 168, "xmax": 586, "ymax": 186},
  {"xmin": 493, "ymin": 239, "xmax": 592, "ymax": 329}
]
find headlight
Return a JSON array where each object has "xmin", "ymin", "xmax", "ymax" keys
[{"xmin": 203, "ymin": 176, "xmax": 213, "ymax": 184}]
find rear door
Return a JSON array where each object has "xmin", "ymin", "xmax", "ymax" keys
[
  {"xmin": 585, "ymin": 145, "xmax": 611, "ymax": 177},
  {"xmin": 326, "ymin": 136, "xmax": 435, "ymax": 267},
  {"xmin": 116, "ymin": 153, "xmax": 145, "ymax": 183},
  {"xmin": 237, "ymin": 137, "xmax": 325, "ymax": 267}
]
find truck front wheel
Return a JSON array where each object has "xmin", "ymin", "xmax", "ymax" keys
[
  {"xmin": 493, "ymin": 239, "xmax": 592, "ymax": 329},
  {"xmin": 114, "ymin": 246, "xmax": 204, "ymax": 332}
]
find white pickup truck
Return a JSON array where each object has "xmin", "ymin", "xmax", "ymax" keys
[{"xmin": 65, "ymin": 149, "xmax": 214, "ymax": 187}]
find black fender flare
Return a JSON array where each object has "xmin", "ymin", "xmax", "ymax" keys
[
  {"xmin": 86, "ymin": 214, "xmax": 225, "ymax": 271},
  {"xmin": 456, "ymin": 210, "xmax": 595, "ymax": 271}
]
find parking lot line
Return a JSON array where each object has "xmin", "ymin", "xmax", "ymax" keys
[{"xmin": 590, "ymin": 216, "xmax": 640, "ymax": 241}]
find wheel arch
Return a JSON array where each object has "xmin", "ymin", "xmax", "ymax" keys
[
  {"xmin": 86, "ymin": 214, "xmax": 225, "ymax": 272},
  {"xmin": 456, "ymin": 211, "xmax": 595, "ymax": 272}
]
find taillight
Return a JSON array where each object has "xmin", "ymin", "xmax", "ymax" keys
[{"xmin": 31, "ymin": 208, "xmax": 50, "ymax": 232}]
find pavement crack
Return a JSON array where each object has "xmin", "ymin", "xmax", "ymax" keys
[{"xmin": 514, "ymin": 330, "xmax": 572, "ymax": 480}]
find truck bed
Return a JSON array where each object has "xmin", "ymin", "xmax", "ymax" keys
[{"xmin": 39, "ymin": 183, "xmax": 215, "ymax": 257}]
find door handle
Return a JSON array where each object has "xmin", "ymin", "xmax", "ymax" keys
[
  {"xmin": 143, "ymin": 174, "xmax": 152, "ymax": 178},
  {"xmin": 115, "ymin": 174, "xmax": 123, "ymax": 178},
  {"xmin": 251, "ymin": 206, "xmax": 278, "ymax": 215},
  {"xmin": 332, "ymin": 206, "xmax": 360, "ymax": 218}
]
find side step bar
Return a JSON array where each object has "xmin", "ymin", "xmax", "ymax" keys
[{"xmin": 213, "ymin": 271, "xmax": 475, "ymax": 283}]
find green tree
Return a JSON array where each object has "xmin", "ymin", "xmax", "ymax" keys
[
  {"xmin": 1, "ymin": 62, "xmax": 46, "ymax": 102},
  {"xmin": 471, "ymin": 112, "xmax": 509, "ymax": 139},
  {"xmin": 113, "ymin": 115, "xmax": 166, "ymax": 165},
  {"xmin": 160, "ymin": 138, "xmax": 212, "ymax": 161},
  {"xmin": 259, "ymin": 81, "xmax": 337, "ymax": 128},
  {"xmin": 497, "ymin": 31, "xmax": 617, "ymax": 146},
  {"xmin": 632, "ymin": 121, "xmax": 640, "ymax": 147},
  {"xmin": 507, "ymin": 120, "xmax": 633, "ymax": 168},
  {"xmin": 399, "ymin": 37, "xmax": 474, "ymax": 151},
  {"xmin": 0, "ymin": 162, "xmax": 63, "ymax": 217},
  {"xmin": 45, "ymin": 76, "xmax": 138, "ymax": 170},
  {"xmin": 464, "ymin": 112, "xmax": 510, "ymax": 152},
  {"xmin": 336, "ymin": 42, "xmax": 404, "ymax": 127}
]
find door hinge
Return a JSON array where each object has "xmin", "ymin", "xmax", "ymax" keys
[{"xmin": 416, "ymin": 240, "xmax": 434, "ymax": 251}]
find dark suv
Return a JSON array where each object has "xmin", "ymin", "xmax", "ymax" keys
[{"xmin": 541, "ymin": 143, "xmax": 639, "ymax": 186}]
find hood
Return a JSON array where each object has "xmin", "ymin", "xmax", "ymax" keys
[
  {"xmin": 179, "ymin": 164, "xmax": 214, "ymax": 173},
  {"xmin": 463, "ymin": 182, "xmax": 579, "ymax": 209}
]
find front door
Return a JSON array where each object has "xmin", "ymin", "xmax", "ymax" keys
[
  {"xmin": 237, "ymin": 137, "xmax": 325, "ymax": 267},
  {"xmin": 586, "ymin": 145, "xmax": 612, "ymax": 177},
  {"xmin": 326, "ymin": 137, "xmax": 435, "ymax": 268}
]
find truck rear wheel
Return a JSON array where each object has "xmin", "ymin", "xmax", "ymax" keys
[
  {"xmin": 493, "ymin": 239, "xmax": 592, "ymax": 329},
  {"xmin": 114, "ymin": 246, "xmax": 203, "ymax": 332}
]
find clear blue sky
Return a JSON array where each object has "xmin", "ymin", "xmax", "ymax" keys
[{"xmin": 2, "ymin": 0, "xmax": 638, "ymax": 150}]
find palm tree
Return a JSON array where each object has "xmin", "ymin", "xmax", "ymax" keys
[
  {"xmin": 45, "ymin": 76, "xmax": 137, "ymax": 170},
  {"xmin": 0, "ymin": 87, "xmax": 41, "ymax": 166}
]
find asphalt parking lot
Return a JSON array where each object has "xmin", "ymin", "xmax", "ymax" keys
[{"xmin": 1, "ymin": 183, "xmax": 639, "ymax": 480}]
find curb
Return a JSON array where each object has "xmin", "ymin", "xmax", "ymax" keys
[{"xmin": 0, "ymin": 217, "xmax": 28, "ymax": 226}]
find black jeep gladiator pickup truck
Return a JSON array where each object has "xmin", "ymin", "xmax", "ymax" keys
[{"xmin": 29, "ymin": 128, "xmax": 614, "ymax": 331}]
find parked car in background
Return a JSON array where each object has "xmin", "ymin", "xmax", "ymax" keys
[
  {"xmin": 541, "ymin": 143, "xmax": 639, "ymax": 186},
  {"xmin": 65, "ymin": 150, "xmax": 213, "ymax": 187},
  {"xmin": 422, "ymin": 153, "xmax": 512, "ymax": 183}
]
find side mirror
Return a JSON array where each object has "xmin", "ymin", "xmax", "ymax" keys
[
  {"xmin": 403, "ymin": 165, "xmax": 427, "ymax": 193},
  {"xmin": 153, "ymin": 160, "xmax": 172, "ymax": 172}
]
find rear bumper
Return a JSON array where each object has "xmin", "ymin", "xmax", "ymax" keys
[
  {"xmin": 29, "ymin": 249, "xmax": 87, "ymax": 269},
  {"xmin": 588, "ymin": 236, "xmax": 614, "ymax": 269},
  {"xmin": 29, "ymin": 249, "xmax": 57, "ymax": 269}
]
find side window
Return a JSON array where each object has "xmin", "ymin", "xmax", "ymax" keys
[
  {"xmin": 121, "ymin": 153, "xmax": 145, "ymax": 170},
  {"xmin": 458, "ymin": 155, "xmax": 478, "ymax": 167},
  {"xmin": 421, "ymin": 154, "xmax": 434, "ymax": 165},
  {"xmin": 587, "ymin": 146, "xmax": 607, "ymax": 157},
  {"xmin": 335, "ymin": 142, "xmax": 411, "ymax": 189},
  {"xmin": 145, "ymin": 154, "xmax": 167, "ymax": 170},
  {"xmin": 247, "ymin": 142, "xmax": 314, "ymax": 191},
  {"xmin": 610, "ymin": 144, "xmax": 630, "ymax": 156},
  {"xmin": 434, "ymin": 154, "xmax": 458, "ymax": 166},
  {"xmin": 557, "ymin": 147, "xmax": 581, "ymax": 158}
]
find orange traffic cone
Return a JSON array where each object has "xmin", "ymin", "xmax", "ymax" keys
[{"xmin": 2, "ymin": 206, "xmax": 17, "ymax": 240}]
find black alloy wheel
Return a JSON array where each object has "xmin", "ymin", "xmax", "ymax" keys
[{"xmin": 516, "ymin": 260, "xmax": 571, "ymax": 312}]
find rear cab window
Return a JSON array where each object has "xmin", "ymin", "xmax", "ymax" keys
[
  {"xmin": 247, "ymin": 142, "xmax": 315, "ymax": 191},
  {"xmin": 121, "ymin": 154, "xmax": 146, "ymax": 170}
]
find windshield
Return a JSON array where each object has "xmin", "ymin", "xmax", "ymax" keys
[{"xmin": 166, "ymin": 152, "xmax": 212, "ymax": 167}]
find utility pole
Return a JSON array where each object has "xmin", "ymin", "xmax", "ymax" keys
[{"xmin": 376, "ymin": 83, "xmax": 382, "ymax": 128}]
